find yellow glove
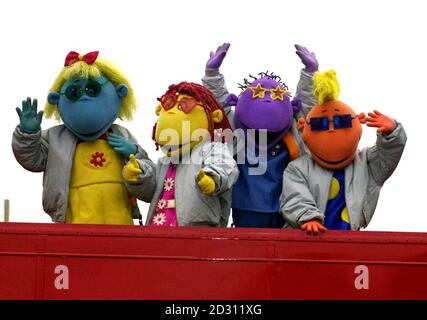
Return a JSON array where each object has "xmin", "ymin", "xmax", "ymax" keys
[
  {"xmin": 197, "ymin": 169, "xmax": 216, "ymax": 195},
  {"xmin": 123, "ymin": 154, "xmax": 142, "ymax": 182}
]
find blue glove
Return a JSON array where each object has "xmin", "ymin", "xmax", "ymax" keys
[
  {"xmin": 107, "ymin": 133, "xmax": 137, "ymax": 160},
  {"xmin": 16, "ymin": 97, "xmax": 43, "ymax": 133}
]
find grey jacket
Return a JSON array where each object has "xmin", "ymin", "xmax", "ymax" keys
[
  {"xmin": 12, "ymin": 124, "xmax": 153, "ymax": 223},
  {"xmin": 125, "ymin": 141, "xmax": 239, "ymax": 227},
  {"xmin": 280, "ymin": 122, "xmax": 407, "ymax": 230}
]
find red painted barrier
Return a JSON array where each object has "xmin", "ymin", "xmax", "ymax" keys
[{"xmin": 0, "ymin": 222, "xmax": 426, "ymax": 300}]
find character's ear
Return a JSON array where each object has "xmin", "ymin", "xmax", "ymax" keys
[
  {"xmin": 212, "ymin": 110, "xmax": 224, "ymax": 123},
  {"xmin": 226, "ymin": 93, "xmax": 239, "ymax": 106},
  {"xmin": 116, "ymin": 84, "xmax": 128, "ymax": 99},
  {"xmin": 47, "ymin": 92, "xmax": 60, "ymax": 105},
  {"xmin": 155, "ymin": 104, "xmax": 162, "ymax": 116},
  {"xmin": 358, "ymin": 112, "xmax": 366, "ymax": 124},
  {"xmin": 297, "ymin": 117, "xmax": 306, "ymax": 131},
  {"xmin": 291, "ymin": 96, "xmax": 302, "ymax": 115}
]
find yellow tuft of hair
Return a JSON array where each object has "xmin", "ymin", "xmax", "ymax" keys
[
  {"xmin": 313, "ymin": 70, "xmax": 340, "ymax": 105},
  {"xmin": 44, "ymin": 57, "xmax": 138, "ymax": 121}
]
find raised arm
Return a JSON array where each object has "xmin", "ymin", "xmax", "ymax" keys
[
  {"xmin": 12, "ymin": 97, "xmax": 48, "ymax": 172},
  {"xmin": 365, "ymin": 110, "xmax": 407, "ymax": 186},
  {"xmin": 294, "ymin": 44, "xmax": 319, "ymax": 117},
  {"xmin": 201, "ymin": 43, "xmax": 233, "ymax": 120}
]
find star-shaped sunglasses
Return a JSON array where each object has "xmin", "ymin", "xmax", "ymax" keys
[
  {"xmin": 246, "ymin": 83, "xmax": 288, "ymax": 101},
  {"xmin": 158, "ymin": 94, "xmax": 199, "ymax": 114}
]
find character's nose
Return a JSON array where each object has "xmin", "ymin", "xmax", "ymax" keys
[{"xmin": 168, "ymin": 111, "xmax": 176, "ymax": 115}]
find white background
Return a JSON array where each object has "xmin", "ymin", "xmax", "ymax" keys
[{"xmin": 0, "ymin": 0, "xmax": 424, "ymax": 231}]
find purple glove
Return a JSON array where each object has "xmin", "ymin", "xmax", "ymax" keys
[
  {"xmin": 295, "ymin": 44, "xmax": 319, "ymax": 73},
  {"xmin": 206, "ymin": 43, "xmax": 231, "ymax": 69},
  {"xmin": 226, "ymin": 93, "xmax": 238, "ymax": 106},
  {"xmin": 291, "ymin": 96, "xmax": 302, "ymax": 115}
]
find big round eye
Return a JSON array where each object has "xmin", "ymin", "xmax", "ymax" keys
[
  {"xmin": 85, "ymin": 81, "xmax": 102, "ymax": 97},
  {"xmin": 65, "ymin": 85, "xmax": 83, "ymax": 101}
]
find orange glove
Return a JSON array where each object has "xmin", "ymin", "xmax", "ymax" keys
[
  {"xmin": 301, "ymin": 220, "xmax": 327, "ymax": 235},
  {"xmin": 365, "ymin": 110, "xmax": 396, "ymax": 134},
  {"xmin": 297, "ymin": 117, "xmax": 306, "ymax": 131}
]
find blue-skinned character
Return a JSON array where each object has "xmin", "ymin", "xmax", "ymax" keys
[
  {"xmin": 12, "ymin": 51, "xmax": 155, "ymax": 224},
  {"xmin": 202, "ymin": 44, "xmax": 319, "ymax": 228}
]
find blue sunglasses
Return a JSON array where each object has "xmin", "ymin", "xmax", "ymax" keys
[{"xmin": 308, "ymin": 114, "xmax": 358, "ymax": 131}]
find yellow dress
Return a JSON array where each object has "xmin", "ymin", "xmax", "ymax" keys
[{"xmin": 65, "ymin": 139, "xmax": 133, "ymax": 225}]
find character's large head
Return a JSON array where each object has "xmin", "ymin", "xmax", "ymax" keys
[
  {"xmin": 154, "ymin": 82, "xmax": 232, "ymax": 157},
  {"xmin": 301, "ymin": 70, "xmax": 366, "ymax": 170},
  {"xmin": 45, "ymin": 51, "xmax": 137, "ymax": 141},
  {"xmin": 227, "ymin": 71, "xmax": 300, "ymax": 149}
]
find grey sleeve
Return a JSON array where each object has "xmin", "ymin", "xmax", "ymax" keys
[
  {"xmin": 123, "ymin": 158, "xmax": 157, "ymax": 203},
  {"xmin": 366, "ymin": 121, "xmax": 407, "ymax": 186},
  {"xmin": 12, "ymin": 126, "xmax": 48, "ymax": 172},
  {"xmin": 202, "ymin": 69, "xmax": 229, "ymax": 108},
  {"xmin": 200, "ymin": 142, "xmax": 239, "ymax": 196},
  {"xmin": 295, "ymin": 69, "xmax": 317, "ymax": 118},
  {"xmin": 280, "ymin": 161, "xmax": 323, "ymax": 227}
]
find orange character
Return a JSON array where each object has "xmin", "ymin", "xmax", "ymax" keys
[{"xmin": 280, "ymin": 70, "xmax": 407, "ymax": 234}]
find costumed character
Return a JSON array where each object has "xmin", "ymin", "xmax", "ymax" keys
[
  {"xmin": 12, "ymin": 51, "xmax": 154, "ymax": 225},
  {"xmin": 202, "ymin": 43, "xmax": 319, "ymax": 228},
  {"xmin": 123, "ymin": 82, "xmax": 238, "ymax": 227},
  {"xmin": 280, "ymin": 70, "xmax": 407, "ymax": 234}
]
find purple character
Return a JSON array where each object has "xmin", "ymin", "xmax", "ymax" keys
[{"xmin": 202, "ymin": 43, "xmax": 319, "ymax": 228}]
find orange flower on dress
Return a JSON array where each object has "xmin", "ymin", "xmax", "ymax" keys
[{"xmin": 90, "ymin": 151, "xmax": 106, "ymax": 167}]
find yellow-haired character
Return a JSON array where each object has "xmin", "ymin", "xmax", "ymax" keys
[
  {"xmin": 12, "ymin": 51, "xmax": 155, "ymax": 225},
  {"xmin": 281, "ymin": 70, "xmax": 407, "ymax": 234}
]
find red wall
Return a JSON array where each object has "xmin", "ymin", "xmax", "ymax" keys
[{"xmin": 0, "ymin": 222, "xmax": 426, "ymax": 300}]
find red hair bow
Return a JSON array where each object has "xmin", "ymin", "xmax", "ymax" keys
[{"xmin": 64, "ymin": 51, "xmax": 99, "ymax": 67}]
